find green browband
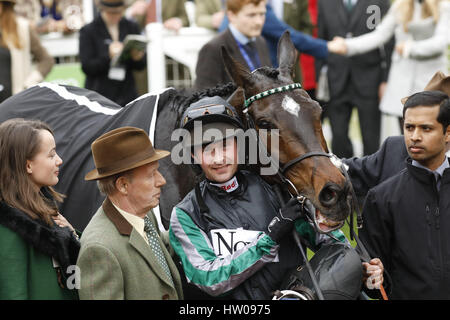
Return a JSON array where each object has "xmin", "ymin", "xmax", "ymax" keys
[{"xmin": 243, "ymin": 83, "xmax": 302, "ymax": 110}]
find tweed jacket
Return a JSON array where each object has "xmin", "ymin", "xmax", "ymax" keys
[
  {"xmin": 194, "ymin": 0, "xmax": 221, "ymax": 29},
  {"xmin": 77, "ymin": 198, "xmax": 183, "ymax": 300}
]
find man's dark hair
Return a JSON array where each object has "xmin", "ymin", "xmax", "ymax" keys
[{"xmin": 403, "ymin": 90, "xmax": 450, "ymax": 132}]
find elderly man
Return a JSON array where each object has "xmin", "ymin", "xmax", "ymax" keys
[{"xmin": 77, "ymin": 126, "xmax": 183, "ymax": 300}]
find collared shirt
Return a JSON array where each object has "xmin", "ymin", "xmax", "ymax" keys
[
  {"xmin": 412, "ymin": 156, "xmax": 449, "ymax": 190},
  {"xmin": 111, "ymin": 201, "xmax": 149, "ymax": 245},
  {"xmin": 228, "ymin": 23, "xmax": 254, "ymax": 46}
]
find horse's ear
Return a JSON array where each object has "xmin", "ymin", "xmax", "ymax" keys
[
  {"xmin": 277, "ymin": 31, "xmax": 298, "ymax": 80},
  {"xmin": 319, "ymin": 131, "xmax": 330, "ymax": 154},
  {"xmin": 227, "ymin": 87, "xmax": 246, "ymax": 119},
  {"xmin": 221, "ymin": 46, "xmax": 252, "ymax": 88}
]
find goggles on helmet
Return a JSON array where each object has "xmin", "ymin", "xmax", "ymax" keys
[
  {"xmin": 182, "ymin": 104, "xmax": 237, "ymax": 127},
  {"xmin": 181, "ymin": 95, "xmax": 244, "ymax": 132}
]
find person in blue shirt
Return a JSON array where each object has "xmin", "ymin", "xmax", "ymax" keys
[{"xmin": 219, "ymin": 3, "xmax": 332, "ymax": 66}]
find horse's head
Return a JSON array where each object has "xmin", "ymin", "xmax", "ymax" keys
[{"xmin": 222, "ymin": 32, "xmax": 352, "ymax": 232}]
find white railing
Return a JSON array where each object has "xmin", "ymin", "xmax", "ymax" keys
[
  {"xmin": 145, "ymin": 23, "xmax": 215, "ymax": 92},
  {"xmin": 41, "ymin": 22, "xmax": 215, "ymax": 92}
]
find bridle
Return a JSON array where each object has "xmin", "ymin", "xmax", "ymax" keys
[
  {"xmin": 243, "ymin": 83, "xmax": 332, "ymax": 197},
  {"xmin": 244, "ymin": 83, "xmax": 391, "ymax": 301},
  {"xmin": 242, "ymin": 83, "xmax": 364, "ymax": 234}
]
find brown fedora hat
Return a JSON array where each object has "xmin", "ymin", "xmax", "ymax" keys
[
  {"xmin": 85, "ymin": 126, "xmax": 170, "ymax": 181},
  {"xmin": 401, "ymin": 71, "xmax": 450, "ymax": 104}
]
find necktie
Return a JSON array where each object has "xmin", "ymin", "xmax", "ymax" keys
[
  {"xmin": 146, "ymin": 0, "xmax": 157, "ymax": 24},
  {"xmin": 144, "ymin": 216, "xmax": 174, "ymax": 285},
  {"xmin": 243, "ymin": 41, "xmax": 261, "ymax": 71},
  {"xmin": 435, "ymin": 173, "xmax": 442, "ymax": 192}
]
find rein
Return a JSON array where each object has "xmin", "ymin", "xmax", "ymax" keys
[
  {"xmin": 244, "ymin": 83, "xmax": 390, "ymax": 300},
  {"xmin": 244, "ymin": 82, "xmax": 331, "ymax": 300}
]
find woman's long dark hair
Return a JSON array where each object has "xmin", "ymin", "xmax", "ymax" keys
[{"xmin": 0, "ymin": 118, "xmax": 64, "ymax": 225}]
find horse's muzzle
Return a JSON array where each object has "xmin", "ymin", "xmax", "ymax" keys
[{"xmin": 318, "ymin": 181, "xmax": 352, "ymax": 221}]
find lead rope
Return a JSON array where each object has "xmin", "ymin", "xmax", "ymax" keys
[{"xmin": 339, "ymin": 164, "xmax": 389, "ymax": 301}]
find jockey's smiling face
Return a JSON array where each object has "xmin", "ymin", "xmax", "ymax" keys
[
  {"xmin": 228, "ymin": 1, "xmax": 267, "ymax": 39},
  {"xmin": 193, "ymin": 137, "xmax": 239, "ymax": 183}
]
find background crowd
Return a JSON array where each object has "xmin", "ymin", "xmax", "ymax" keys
[
  {"xmin": 0, "ymin": 0, "xmax": 448, "ymax": 157},
  {"xmin": 0, "ymin": 0, "xmax": 449, "ymax": 301}
]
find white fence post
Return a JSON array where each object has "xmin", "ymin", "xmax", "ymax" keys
[
  {"xmin": 146, "ymin": 23, "xmax": 166, "ymax": 93},
  {"xmin": 82, "ymin": 0, "xmax": 94, "ymax": 23}
]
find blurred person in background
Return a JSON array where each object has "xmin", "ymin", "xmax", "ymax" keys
[
  {"xmin": 331, "ymin": 0, "xmax": 450, "ymax": 133},
  {"xmin": 195, "ymin": 0, "xmax": 342, "ymax": 89},
  {"xmin": 315, "ymin": 0, "xmax": 394, "ymax": 158},
  {"xmin": 0, "ymin": 0, "xmax": 54, "ymax": 103},
  {"xmin": 194, "ymin": 0, "xmax": 224, "ymax": 30},
  {"xmin": 0, "ymin": 118, "xmax": 80, "ymax": 300},
  {"xmin": 126, "ymin": 0, "xmax": 189, "ymax": 32},
  {"xmin": 14, "ymin": 0, "xmax": 84, "ymax": 34},
  {"xmin": 194, "ymin": 0, "xmax": 272, "ymax": 90},
  {"xmin": 79, "ymin": 0, "xmax": 146, "ymax": 106},
  {"xmin": 265, "ymin": 0, "xmax": 314, "ymax": 84},
  {"xmin": 125, "ymin": 0, "xmax": 189, "ymax": 96}
]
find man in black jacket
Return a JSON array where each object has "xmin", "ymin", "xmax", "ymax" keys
[
  {"xmin": 343, "ymin": 135, "xmax": 407, "ymax": 205},
  {"xmin": 79, "ymin": 0, "xmax": 146, "ymax": 106},
  {"xmin": 316, "ymin": 0, "xmax": 393, "ymax": 157},
  {"xmin": 343, "ymin": 71, "xmax": 450, "ymax": 203},
  {"xmin": 359, "ymin": 88, "xmax": 450, "ymax": 299}
]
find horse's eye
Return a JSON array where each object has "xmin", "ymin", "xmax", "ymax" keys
[{"xmin": 256, "ymin": 120, "xmax": 273, "ymax": 129}]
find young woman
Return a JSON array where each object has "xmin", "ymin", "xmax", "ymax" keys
[
  {"xmin": 0, "ymin": 118, "xmax": 79, "ymax": 300},
  {"xmin": 343, "ymin": 0, "xmax": 450, "ymax": 129},
  {"xmin": 0, "ymin": 0, "xmax": 54, "ymax": 103}
]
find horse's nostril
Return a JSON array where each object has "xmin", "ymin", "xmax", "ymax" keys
[{"xmin": 319, "ymin": 185, "xmax": 339, "ymax": 207}]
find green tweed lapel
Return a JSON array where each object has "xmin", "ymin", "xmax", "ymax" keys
[{"xmin": 102, "ymin": 198, "xmax": 175, "ymax": 288}]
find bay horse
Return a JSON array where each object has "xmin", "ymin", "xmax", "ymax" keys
[
  {"xmin": 0, "ymin": 32, "xmax": 352, "ymax": 232},
  {"xmin": 219, "ymin": 32, "xmax": 352, "ymax": 231}
]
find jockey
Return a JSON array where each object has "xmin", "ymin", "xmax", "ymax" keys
[{"xmin": 168, "ymin": 95, "xmax": 352, "ymax": 300}]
